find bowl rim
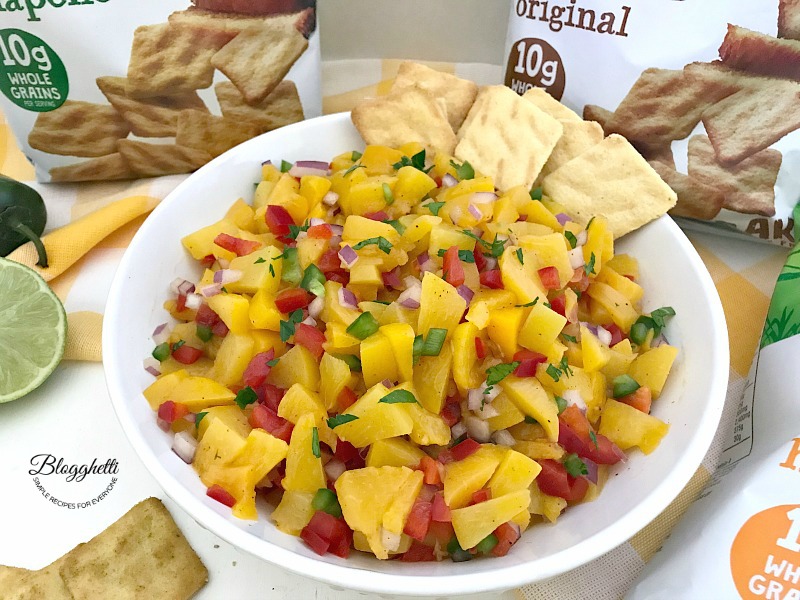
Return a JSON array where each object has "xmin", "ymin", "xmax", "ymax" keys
[{"xmin": 103, "ymin": 112, "xmax": 730, "ymax": 596}]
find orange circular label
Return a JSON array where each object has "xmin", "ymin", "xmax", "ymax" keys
[
  {"xmin": 730, "ymin": 504, "xmax": 800, "ymax": 599},
  {"xmin": 504, "ymin": 37, "xmax": 565, "ymax": 100}
]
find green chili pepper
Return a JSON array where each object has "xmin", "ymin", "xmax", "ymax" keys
[{"xmin": 0, "ymin": 175, "xmax": 48, "ymax": 267}]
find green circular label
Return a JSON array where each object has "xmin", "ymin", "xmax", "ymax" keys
[{"xmin": 0, "ymin": 29, "xmax": 68, "ymax": 112}]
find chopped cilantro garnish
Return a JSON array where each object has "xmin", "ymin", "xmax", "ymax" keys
[
  {"xmin": 351, "ymin": 150, "xmax": 362, "ymax": 161},
  {"xmin": 352, "ymin": 236, "xmax": 392, "ymax": 254},
  {"xmin": 254, "ymin": 257, "xmax": 266, "ymax": 264},
  {"xmin": 559, "ymin": 356, "xmax": 573, "ymax": 377},
  {"xmin": 379, "ymin": 389, "xmax": 418, "ymax": 404},
  {"xmin": 564, "ymin": 230, "xmax": 578, "ymax": 249},
  {"xmin": 486, "ymin": 361, "xmax": 520, "ymax": 387},
  {"xmin": 195, "ymin": 412, "xmax": 208, "ymax": 428},
  {"xmin": 288, "ymin": 222, "xmax": 310, "ymax": 239},
  {"xmin": 562, "ymin": 333, "xmax": 577, "ymax": 343},
  {"xmin": 171, "ymin": 340, "xmax": 185, "ymax": 352},
  {"xmin": 524, "ymin": 415, "xmax": 538, "ymax": 424},
  {"xmin": 546, "ymin": 363, "xmax": 562, "ymax": 382},
  {"xmin": 382, "ymin": 182, "xmax": 394, "ymax": 205},
  {"xmin": 334, "ymin": 353, "xmax": 362, "ymax": 371},
  {"xmin": 529, "ymin": 187, "xmax": 543, "ymax": 201},
  {"xmin": 584, "ymin": 252, "xmax": 596, "ymax": 275},
  {"xmin": 343, "ymin": 163, "xmax": 364, "ymax": 177},
  {"xmin": 516, "ymin": 298, "xmax": 539, "ymax": 308},
  {"xmin": 450, "ymin": 159, "xmax": 474, "ymax": 180},
  {"xmin": 461, "ymin": 230, "xmax": 505, "ymax": 258},
  {"xmin": 279, "ymin": 309, "xmax": 304, "ymax": 342},
  {"xmin": 589, "ymin": 430, "xmax": 599, "ymax": 449},
  {"xmin": 425, "ymin": 201, "xmax": 445, "ymax": 216},
  {"xmin": 280, "ymin": 160, "xmax": 292, "ymax": 173},
  {"xmin": 235, "ymin": 386, "xmax": 258, "ymax": 409},
  {"xmin": 221, "ymin": 286, "xmax": 228, "ymax": 293},
  {"xmin": 516, "ymin": 248, "xmax": 524, "ymax": 265},
  {"xmin": 437, "ymin": 248, "xmax": 476, "ymax": 263},
  {"xmin": 266, "ymin": 358, "xmax": 279, "ymax": 367},
  {"xmin": 311, "ymin": 427, "xmax": 321, "ymax": 458},
  {"xmin": 393, "ymin": 150, "xmax": 431, "ymax": 173},
  {"xmin": 586, "ymin": 216, "xmax": 595, "ymax": 231},
  {"xmin": 554, "ymin": 395, "xmax": 567, "ymax": 414},
  {"xmin": 268, "ymin": 263, "xmax": 275, "ymax": 277},
  {"xmin": 327, "ymin": 414, "xmax": 359, "ymax": 429},
  {"xmin": 563, "ymin": 453, "xmax": 588, "ymax": 477},
  {"xmin": 385, "ymin": 219, "xmax": 405, "ymax": 234}
]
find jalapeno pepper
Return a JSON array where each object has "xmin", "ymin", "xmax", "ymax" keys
[{"xmin": 0, "ymin": 175, "xmax": 48, "ymax": 267}]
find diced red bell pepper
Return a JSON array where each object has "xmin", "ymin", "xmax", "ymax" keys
[
  {"xmin": 549, "ymin": 293, "xmax": 566, "ymax": 317},
  {"xmin": 300, "ymin": 527, "xmax": 330, "ymax": 556},
  {"xmin": 417, "ymin": 456, "xmax": 441, "ymax": 486},
  {"xmin": 200, "ymin": 254, "xmax": 216, "ymax": 268},
  {"xmin": 431, "ymin": 492, "xmax": 451, "ymax": 522},
  {"xmin": 195, "ymin": 304, "xmax": 220, "ymax": 327},
  {"xmin": 274, "ymin": 288, "xmax": 312, "ymax": 313},
  {"xmin": 211, "ymin": 319, "xmax": 229, "ymax": 338},
  {"xmin": 426, "ymin": 521, "xmax": 455, "ymax": 547},
  {"xmin": 214, "ymin": 233, "xmax": 261, "ymax": 257},
  {"xmin": 242, "ymin": 349, "xmax": 275, "ymax": 388},
  {"xmin": 326, "ymin": 270, "xmax": 349, "ymax": 285},
  {"xmin": 535, "ymin": 459, "xmax": 572, "ymax": 500},
  {"xmin": 207, "ymin": 484, "xmax": 236, "ymax": 507},
  {"xmin": 403, "ymin": 501, "xmax": 433, "ymax": 542},
  {"xmin": 259, "ymin": 383, "xmax": 285, "ymax": 412},
  {"xmin": 479, "ymin": 269, "xmax": 503, "ymax": 289},
  {"xmin": 566, "ymin": 474, "xmax": 590, "ymax": 503},
  {"xmin": 248, "ymin": 404, "xmax": 293, "ymax": 443},
  {"xmin": 473, "ymin": 242, "xmax": 488, "ymax": 271},
  {"xmin": 318, "ymin": 248, "xmax": 343, "ymax": 273},
  {"xmin": 443, "ymin": 246, "xmax": 465, "ymax": 288},
  {"xmin": 440, "ymin": 397, "xmax": 461, "ymax": 428},
  {"xmin": 307, "ymin": 224, "xmax": 333, "ymax": 239},
  {"xmin": 363, "ymin": 211, "xmax": 389, "ymax": 221},
  {"xmin": 538, "ymin": 266, "xmax": 561, "ymax": 290},
  {"xmin": 619, "ymin": 386, "xmax": 652, "ymax": 413},
  {"xmin": 491, "ymin": 522, "xmax": 521, "ymax": 557},
  {"xmin": 471, "ymin": 488, "xmax": 491, "ymax": 505},
  {"xmin": 336, "ymin": 386, "xmax": 357, "ymax": 411},
  {"xmin": 605, "ymin": 323, "xmax": 625, "ymax": 346},
  {"xmin": 328, "ymin": 530, "xmax": 352, "ymax": 559},
  {"xmin": 172, "ymin": 344, "xmax": 203, "ymax": 364},
  {"xmin": 301, "ymin": 511, "xmax": 352, "ymax": 557},
  {"xmin": 451, "ymin": 437, "xmax": 481, "ymax": 461},
  {"xmin": 294, "ymin": 323, "xmax": 325, "ymax": 360},
  {"xmin": 569, "ymin": 268, "xmax": 590, "ymax": 292},
  {"xmin": 474, "ymin": 336, "xmax": 486, "ymax": 359},
  {"xmin": 401, "ymin": 541, "xmax": 436, "ymax": 562},
  {"xmin": 334, "ymin": 440, "xmax": 361, "ymax": 465},
  {"xmin": 157, "ymin": 400, "xmax": 189, "ymax": 424},
  {"xmin": 176, "ymin": 293, "xmax": 187, "ymax": 312},
  {"xmin": 513, "ymin": 349, "xmax": 547, "ymax": 377},
  {"xmin": 265, "ymin": 205, "xmax": 296, "ymax": 236}
]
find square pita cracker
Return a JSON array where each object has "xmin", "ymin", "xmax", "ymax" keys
[
  {"xmin": 59, "ymin": 498, "xmax": 207, "ymax": 600},
  {"xmin": 351, "ymin": 84, "xmax": 457, "ymax": 155},
  {"xmin": 523, "ymin": 88, "xmax": 582, "ymax": 122},
  {"xmin": 391, "ymin": 61, "xmax": 478, "ymax": 131},
  {"xmin": 454, "ymin": 85, "xmax": 563, "ymax": 192},
  {"xmin": 176, "ymin": 109, "xmax": 261, "ymax": 158},
  {"xmin": 118, "ymin": 140, "xmax": 212, "ymax": 178},
  {"xmin": 581, "ymin": 103, "xmax": 673, "ymax": 165},
  {"xmin": 719, "ymin": 24, "xmax": 800, "ymax": 80},
  {"xmin": 702, "ymin": 79, "xmax": 800, "ymax": 165},
  {"xmin": 649, "ymin": 160, "xmax": 725, "ymax": 221},
  {"xmin": 2, "ymin": 556, "xmax": 74, "ymax": 600},
  {"xmin": 536, "ymin": 119, "xmax": 604, "ymax": 184},
  {"xmin": 604, "ymin": 68, "xmax": 741, "ymax": 146},
  {"xmin": 211, "ymin": 20, "xmax": 308, "ymax": 105},
  {"xmin": 28, "ymin": 100, "xmax": 129, "ymax": 158},
  {"xmin": 215, "ymin": 80, "xmax": 304, "ymax": 133},
  {"xmin": 687, "ymin": 135, "xmax": 780, "ymax": 217},
  {"xmin": 96, "ymin": 76, "xmax": 208, "ymax": 138},
  {"xmin": 49, "ymin": 153, "xmax": 135, "ymax": 183},
  {"xmin": 126, "ymin": 23, "xmax": 229, "ymax": 99},
  {"xmin": 779, "ymin": 0, "xmax": 800, "ymax": 40},
  {"xmin": 542, "ymin": 134, "xmax": 677, "ymax": 238}
]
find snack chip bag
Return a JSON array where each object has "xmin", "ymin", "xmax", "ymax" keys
[
  {"xmin": 504, "ymin": 1, "xmax": 800, "ymax": 247},
  {"xmin": 0, "ymin": 0, "xmax": 321, "ymax": 182}
]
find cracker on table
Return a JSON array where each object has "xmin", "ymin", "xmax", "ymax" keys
[
  {"xmin": 687, "ymin": 135, "xmax": 780, "ymax": 217},
  {"xmin": 211, "ymin": 20, "xmax": 308, "ymax": 105},
  {"xmin": 455, "ymin": 85, "xmax": 563, "ymax": 192},
  {"xmin": 2, "ymin": 555, "xmax": 74, "ymax": 600},
  {"xmin": 523, "ymin": 88, "xmax": 582, "ymax": 122},
  {"xmin": 96, "ymin": 76, "xmax": 207, "ymax": 138},
  {"xmin": 168, "ymin": 8, "xmax": 313, "ymax": 43},
  {"xmin": 351, "ymin": 84, "xmax": 457, "ymax": 155},
  {"xmin": 779, "ymin": 0, "xmax": 800, "ymax": 40},
  {"xmin": 702, "ymin": 78, "xmax": 800, "ymax": 165},
  {"xmin": 719, "ymin": 24, "xmax": 800, "ymax": 81},
  {"xmin": 582, "ymin": 104, "xmax": 613, "ymax": 130},
  {"xmin": 126, "ymin": 22, "xmax": 229, "ymax": 99},
  {"xmin": 28, "ymin": 100, "xmax": 129, "ymax": 158},
  {"xmin": 604, "ymin": 68, "xmax": 741, "ymax": 147},
  {"xmin": 536, "ymin": 119, "xmax": 604, "ymax": 184},
  {"xmin": 649, "ymin": 160, "xmax": 724, "ymax": 221},
  {"xmin": 118, "ymin": 140, "xmax": 212, "ymax": 178},
  {"xmin": 176, "ymin": 109, "xmax": 261, "ymax": 158},
  {"xmin": 49, "ymin": 153, "xmax": 135, "ymax": 183},
  {"xmin": 391, "ymin": 61, "xmax": 478, "ymax": 131},
  {"xmin": 215, "ymin": 80, "xmax": 304, "ymax": 133},
  {"xmin": 542, "ymin": 134, "xmax": 677, "ymax": 238},
  {"xmin": 59, "ymin": 498, "xmax": 207, "ymax": 600}
]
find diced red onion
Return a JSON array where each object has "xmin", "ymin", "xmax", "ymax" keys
[
  {"xmin": 200, "ymin": 283, "xmax": 223, "ymax": 297},
  {"xmin": 152, "ymin": 323, "xmax": 170, "ymax": 345},
  {"xmin": 308, "ymin": 295, "xmax": 324, "ymax": 319},
  {"xmin": 491, "ymin": 429, "xmax": 517, "ymax": 447},
  {"xmin": 329, "ymin": 224, "xmax": 344, "ymax": 236},
  {"xmin": 324, "ymin": 458, "xmax": 346, "ymax": 482},
  {"xmin": 580, "ymin": 321, "xmax": 599, "ymax": 337},
  {"xmin": 441, "ymin": 173, "xmax": 457, "ymax": 188},
  {"xmin": 467, "ymin": 387, "xmax": 497, "ymax": 412},
  {"xmin": 338, "ymin": 244, "xmax": 358, "ymax": 268},
  {"xmin": 576, "ymin": 230, "xmax": 588, "ymax": 246},
  {"xmin": 555, "ymin": 212, "xmax": 570, "ymax": 226},
  {"xmin": 451, "ymin": 421, "xmax": 467, "ymax": 439},
  {"xmin": 288, "ymin": 161, "xmax": 330, "ymax": 178},
  {"xmin": 464, "ymin": 415, "xmax": 491, "ymax": 443},
  {"xmin": 338, "ymin": 287, "xmax": 358, "ymax": 309},
  {"xmin": 417, "ymin": 252, "xmax": 435, "ymax": 273},
  {"xmin": 157, "ymin": 417, "xmax": 170, "ymax": 432},
  {"xmin": 582, "ymin": 457, "xmax": 599, "ymax": 484},
  {"xmin": 419, "ymin": 484, "xmax": 438, "ymax": 503},
  {"xmin": 322, "ymin": 191, "xmax": 339, "ymax": 206},
  {"xmin": 567, "ymin": 303, "xmax": 579, "ymax": 324},
  {"xmin": 457, "ymin": 285, "xmax": 474, "ymax": 305},
  {"xmin": 568, "ymin": 247, "xmax": 585, "ymax": 269},
  {"xmin": 172, "ymin": 430, "xmax": 198, "ymax": 464},
  {"xmin": 184, "ymin": 293, "xmax": 203, "ymax": 310},
  {"xmin": 562, "ymin": 389, "xmax": 587, "ymax": 412},
  {"xmin": 309, "ymin": 217, "xmax": 326, "ymax": 227},
  {"xmin": 381, "ymin": 379, "xmax": 394, "ymax": 389},
  {"xmin": 143, "ymin": 357, "xmax": 161, "ymax": 377},
  {"xmin": 301, "ymin": 316, "xmax": 317, "ymax": 327},
  {"xmin": 170, "ymin": 278, "xmax": 195, "ymax": 296},
  {"xmin": 397, "ymin": 284, "xmax": 421, "ymax": 309},
  {"xmin": 471, "ymin": 191, "xmax": 498, "ymax": 204},
  {"xmin": 596, "ymin": 325, "xmax": 612, "ymax": 346},
  {"xmin": 483, "ymin": 256, "xmax": 498, "ymax": 271},
  {"xmin": 382, "ymin": 267, "xmax": 402, "ymax": 289},
  {"xmin": 468, "ymin": 204, "xmax": 483, "ymax": 220},
  {"xmin": 262, "ymin": 160, "xmax": 272, "ymax": 166},
  {"xmin": 381, "ymin": 528, "xmax": 402, "ymax": 552},
  {"xmin": 329, "ymin": 235, "xmax": 343, "ymax": 248},
  {"xmin": 217, "ymin": 257, "xmax": 230, "ymax": 269},
  {"xmin": 611, "ymin": 442, "xmax": 628, "ymax": 463}
]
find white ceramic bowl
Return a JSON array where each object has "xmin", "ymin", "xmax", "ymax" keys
[{"xmin": 103, "ymin": 113, "xmax": 729, "ymax": 596}]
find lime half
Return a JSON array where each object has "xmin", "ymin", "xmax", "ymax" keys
[{"xmin": 0, "ymin": 258, "xmax": 66, "ymax": 403}]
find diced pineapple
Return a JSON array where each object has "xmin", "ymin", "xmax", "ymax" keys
[
  {"xmin": 267, "ymin": 345, "xmax": 320, "ymax": 391},
  {"xmin": 595, "ymin": 266, "xmax": 643, "ymax": 306},
  {"xmin": 193, "ymin": 418, "xmax": 248, "ymax": 482},
  {"xmin": 197, "ymin": 405, "xmax": 250, "ymax": 440},
  {"xmin": 518, "ymin": 303, "xmax": 567, "ymax": 362},
  {"xmin": 598, "ymin": 399, "xmax": 669, "ymax": 454},
  {"xmin": 627, "ymin": 345, "xmax": 678, "ymax": 399},
  {"xmin": 319, "ymin": 353, "xmax": 352, "ymax": 411},
  {"xmin": 487, "ymin": 449, "xmax": 541, "ymax": 497},
  {"xmin": 499, "ymin": 246, "xmax": 545, "ymax": 305},
  {"xmin": 383, "ymin": 469, "xmax": 424, "ymax": 533},
  {"xmin": 529, "ymin": 484, "xmax": 567, "ymax": 522},
  {"xmin": 359, "ymin": 145, "xmax": 405, "ymax": 176},
  {"xmin": 413, "ymin": 343, "xmax": 452, "ymax": 415},
  {"xmin": 360, "ymin": 332, "xmax": 399, "ymax": 389},
  {"xmin": 298, "ymin": 175, "xmax": 332, "ymax": 208},
  {"xmin": 210, "ymin": 332, "xmax": 255, "ymax": 386},
  {"xmin": 513, "ymin": 440, "xmax": 565, "ymax": 461},
  {"xmin": 517, "ymin": 232, "xmax": 572, "ymax": 286},
  {"xmin": 272, "ymin": 490, "xmax": 316, "ymax": 535},
  {"xmin": 282, "ymin": 413, "xmax": 326, "ymax": 493},
  {"xmin": 417, "ymin": 272, "xmax": 467, "ymax": 340},
  {"xmin": 321, "ymin": 281, "xmax": 361, "ymax": 326},
  {"xmin": 225, "ymin": 245, "xmax": 283, "ymax": 295},
  {"xmin": 486, "ymin": 393, "xmax": 526, "ymax": 432},
  {"xmin": 249, "ymin": 288, "xmax": 282, "ymax": 331},
  {"xmin": 394, "ymin": 166, "xmax": 437, "ymax": 206},
  {"xmin": 452, "ymin": 321, "xmax": 483, "ymax": 393},
  {"xmin": 143, "ymin": 369, "xmax": 189, "ymax": 410},
  {"xmin": 451, "ymin": 489, "xmax": 530, "ymax": 550},
  {"xmin": 465, "ymin": 289, "xmax": 517, "ymax": 329},
  {"xmin": 443, "ymin": 445, "xmax": 506, "ymax": 509},
  {"xmin": 335, "ymin": 383, "xmax": 414, "ymax": 448},
  {"xmin": 580, "ymin": 325, "xmax": 610, "ymax": 373},
  {"xmin": 323, "ymin": 322, "xmax": 362, "ymax": 354},
  {"xmin": 366, "ymin": 438, "xmax": 426, "ymax": 468},
  {"xmin": 297, "ymin": 236, "xmax": 329, "ymax": 270},
  {"xmin": 181, "ymin": 219, "xmax": 239, "ymax": 261},
  {"xmin": 487, "ymin": 307, "xmax": 525, "ymax": 360},
  {"xmin": 207, "ymin": 293, "xmax": 251, "ymax": 335},
  {"xmin": 501, "ymin": 376, "xmax": 558, "ymax": 442},
  {"xmin": 586, "ymin": 282, "xmax": 637, "ymax": 332},
  {"xmin": 277, "ymin": 383, "xmax": 336, "ymax": 450}
]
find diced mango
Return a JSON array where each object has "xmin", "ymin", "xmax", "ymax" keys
[
  {"xmin": 580, "ymin": 325, "xmax": 610, "ymax": 373},
  {"xmin": 499, "ymin": 246, "xmax": 545, "ymax": 305},
  {"xmin": 143, "ymin": 369, "xmax": 189, "ymax": 410},
  {"xmin": 380, "ymin": 323, "xmax": 415, "ymax": 382},
  {"xmin": 278, "ymin": 383, "xmax": 337, "ymax": 450},
  {"xmin": 394, "ymin": 166, "xmax": 437, "ymax": 206},
  {"xmin": 181, "ymin": 219, "xmax": 239, "ymax": 261},
  {"xmin": 249, "ymin": 288, "xmax": 282, "ymax": 331},
  {"xmin": 586, "ymin": 282, "xmax": 638, "ymax": 332},
  {"xmin": 518, "ymin": 303, "xmax": 567, "ymax": 362},
  {"xmin": 487, "ymin": 307, "xmax": 525, "ymax": 360},
  {"xmin": 210, "ymin": 332, "xmax": 255, "ymax": 386},
  {"xmin": 452, "ymin": 321, "xmax": 483, "ymax": 393},
  {"xmin": 319, "ymin": 353, "xmax": 352, "ymax": 412},
  {"xmin": 486, "ymin": 393, "xmax": 526, "ymax": 432},
  {"xmin": 207, "ymin": 293, "xmax": 251, "ymax": 335},
  {"xmin": 193, "ymin": 418, "xmax": 248, "ymax": 481},
  {"xmin": 225, "ymin": 245, "xmax": 283, "ymax": 295},
  {"xmin": 361, "ymin": 332, "xmax": 399, "ymax": 389},
  {"xmin": 197, "ymin": 405, "xmax": 250, "ymax": 440}
]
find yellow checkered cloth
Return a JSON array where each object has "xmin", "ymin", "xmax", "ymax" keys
[{"xmin": 0, "ymin": 59, "xmax": 789, "ymax": 598}]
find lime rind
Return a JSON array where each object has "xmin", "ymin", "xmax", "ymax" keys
[{"xmin": 0, "ymin": 258, "xmax": 67, "ymax": 403}]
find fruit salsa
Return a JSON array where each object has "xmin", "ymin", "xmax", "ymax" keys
[{"xmin": 142, "ymin": 144, "xmax": 678, "ymax": 562}]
